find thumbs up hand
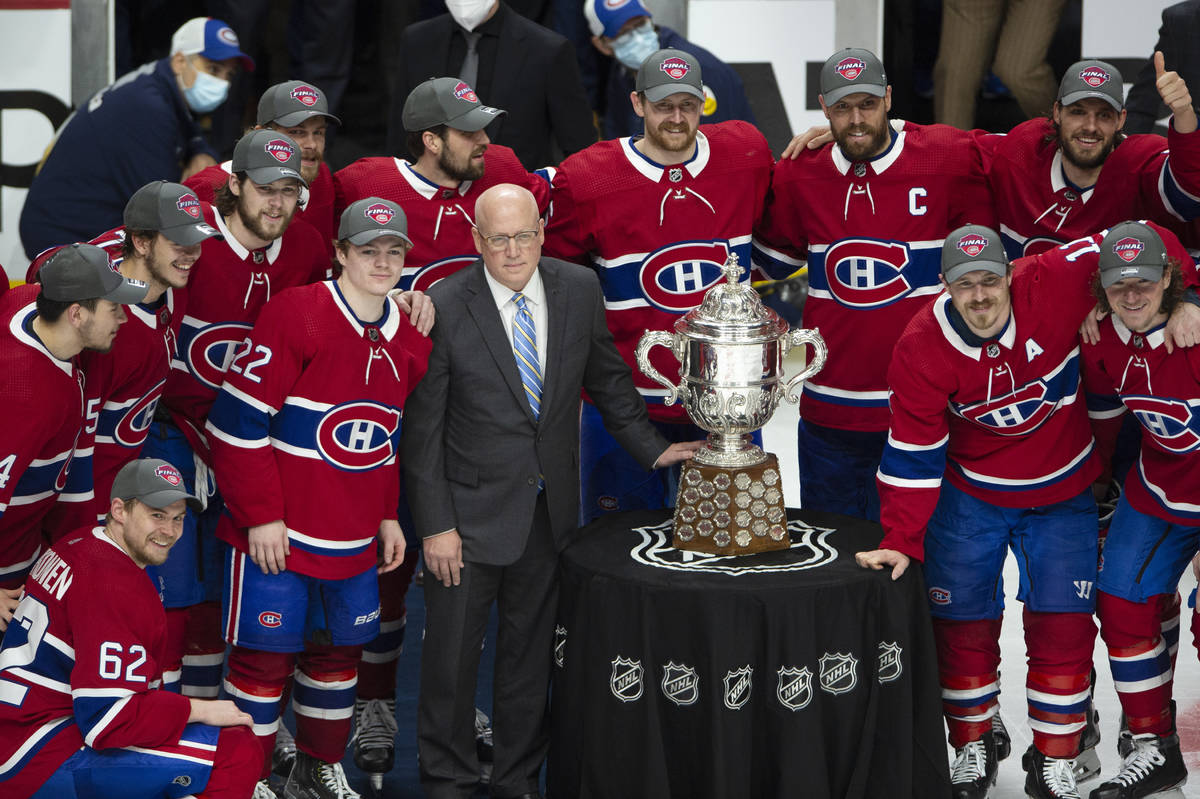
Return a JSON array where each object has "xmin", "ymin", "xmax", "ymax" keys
[{"xmin": 1156, "ymin": 50, "xmax": 1198, "ymax": 133}]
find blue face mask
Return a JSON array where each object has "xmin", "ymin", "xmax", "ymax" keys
[
  {"xmin": 182, "ymin": 66, "xmax": 230, "ymax": 114},
  {"xmin": 612, "ymin": 21, "xmax": 659, "ymax": 71}
]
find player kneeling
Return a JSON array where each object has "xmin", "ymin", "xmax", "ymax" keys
[{"xmin": 0, "ymin": 459, "xmax": 261, "ymax": 799}]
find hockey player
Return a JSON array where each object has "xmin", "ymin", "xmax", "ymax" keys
[
  {"xmin": 0, "ymin": 458, "xmax": 261, "ymax": 799},
  {"xmin": 858, "ymin": 224, "xmax": 1198, "ymax": 799},
  {"xmin": 334, "ymin": 77, "xmax": 550, "ymax": 293},
  {"xmin": 542, "ymin": 47, "xmax": 778, "ymax": 522},
  {"xmin": 186, "ymin": 80, "xmax": 341, "ymax": 260},
  {"xmin": 0, "ymin": 244, "xmax": 146, "ymax": 631},
  {"xmin": 753, "ymin": 47, "xmax": 995, "ymax": 523},
  {"xmin": 1082, "ymin": 222, "xmax": 1200, "ymax": 799},
  {"xmin": 206, "ymin": 197, "xmax": 432, "ymax": 799}
]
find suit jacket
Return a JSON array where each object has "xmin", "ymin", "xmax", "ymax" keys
[
  {"xmin": 1125, "ymin": 0, "xmax": 1200, "ymax": 134},
  {"xmin": 385, "ymin": 4, "xmax": 596, "ymax": 170},
  {"xmin": 402, "ymin": 257, "xmax": 668, "ymax": 565}
]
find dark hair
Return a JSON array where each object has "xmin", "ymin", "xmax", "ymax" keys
[
  {"xmin": 1090, "ymin": 257, "xmax": 1184, "ymax": 317},
  {"xmin": 104, "ymin": 496, "xmax": 140, "ymax": 526},
  {"xmin": 1044, "ymin": 103, "xmax": 1127, "ymax": 149},
  {"xmin": 406, "ymin": 125, "xmax": 449, "ymax": 161},
  {"xmin": 35, "ymin": 293, "xmax": 99, "ymax": 323},
  {"xmin": 214, "ymin": 171, "xmax": 250, "ymax": 217},
  {"xmin": 121, "ymin": 228, "xmax": 158, "ymax": 260}
]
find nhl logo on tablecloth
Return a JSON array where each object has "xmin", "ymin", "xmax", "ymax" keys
[
  {"xmin": 819, "ymin": 652, "xmax": 858, "ymax": 695},
  {"xmin": 452, "ymin": 81, "xmax": 478, "ymax": 103},
  {"xmin": 668, "ymin": 167, "xmax": 683, "ymax": 183},
  {"xmin": 1113, "ymin": 237, "xmax": 1144, "ymax": 263},
  {"xmin": 877, "ymin": 642, "xmax": 903, "ymax": 684},
  {"xmin": 660, "ymin": 57, "xmax": 691, "ymax": 80},
  {"xmin": 610, "ymin": 656, "xmax": 643, "ymax": 702},
  {"xmin": 723, "ymin": 665, "xmax": 753, "ymax": 710},
  {"xmin": 776, "ymin": 665, "xmax": 813, "ymax": 711},
  {"xmin": 265, "ymin": 138, "xmax": 296, "ymax": 163},
  {"xmin": 176, "ymin": 193, "xmax": 201, "ymax": 218},
  {"xmin": 554, "ymin": 625, "xmax": 567, "ymax": 668},
  {"xmin": 835, "ymin": 57, "xmax": 866, "ymax": 81},
  {"xmin": 291, "ymin": 84, "xmax": 320, "ymax": 106},
  {"xmin": 1079, "ymin": 66, "xmax": 1111, "ymax": 88},
  {"xmin": 365, "ymin": 203, "xmax": 395, "ymax": 225},
  {"xmin": 155, "ymin": 464, "xmax": 183, "ymax": 486},
  {"xmin": 661, "ymin": 661, "xmax": 699, "ymax": 706},
  {"xmin": 957, "ymin": 234, "xmax": 989, "ymax": 258}
]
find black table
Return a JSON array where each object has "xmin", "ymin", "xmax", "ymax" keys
[{"xmin": 547, "ymin": 508, "xmax": 950, "ymax": 799}]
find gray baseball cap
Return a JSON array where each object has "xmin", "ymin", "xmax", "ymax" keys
[
  {"xmin": 402, "ymin": 77, "xmax": 506, "ymax": 132},
  {"xmin": 820, "ymin": 48, "xmax": 887, "ymax": 105},
  {"xmin": 124, "ymin": 181, "xmax": 223, "ymax": 246},
  {"xmin": 257, "ymin": 80, "xmax": 341, "ymax": 127},
  {"xmin": 1058, "ymin": 59, "xmax": 1124, "ymax": 111},
  {"xmin": 231, "ymin": 129, "xmax": 308, "ymax": 187},
  {"xmin": 338, "ymin": 197, "xmax": 413, "ymax": 246},
  {"xmin": 636, "ymin": 48, "xmax": 704, "ymax": 102},
  {"xmin": 1098, "ymin": 221, "xmax": 1167, "ymax": 287},
  {"xmin": 942, "ymin": 225, "xmax": 1009, "ymax": 283},
  {"xmin": 40, "ymin": 243, "xmax": 149, "ymax": 305},
  {"xmin": 111, "ymin": 458, "xmax": 201, "ymax": 510}
]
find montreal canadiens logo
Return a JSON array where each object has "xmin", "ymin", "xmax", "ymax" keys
[
  {"xmin": 957, "ymin": 235, "xmax": 989, "ymax": 258},
  {"xmin": 186, "ymin": 322, "xmax": 253, "ymax": 389},
  {"xmin": 822, "ymin": 238, "xmax": 914, "ymax": 309},
  {"xmin": 638, "ymin": 240, "xmax": 731, "ymax": 312},
  {"xmin": 258, "ymin": 611, "xmax": 282, "ymax": 628},
  {"xmin": 409, "ymin": 255, "xmax": 477, "ymax": 292},
  {"xmin": 315, "ymin": 401, "xmax": 402, "ymax": 471},
  {"xmin": 155, "ymin": 464, "xmax": 183, "ymax": 486},
  {"xmin": 176, "ymin": 193, "xmax": 201, "ymax": 219},
  {"xmin": 1124, "ymin": 396, "xmax": 1200, "ymax": 453},
  {"xmin": 957, "ymin": 380, "xmax": 1061, "ymax": 435},
  {"xmin": 265, "ymin": 138, "xmax": 295, "ymax": 163},
  {"xmin": 928, "ymin": 587, "xmax": 951, "ymax": 605},
  {"xmin": 365, "ymin": 203, "xmax": 395, "ymax": 225},
  {"xmin": 452, "ymin": 81, "xmax": 478, "ymax": 103},
  {"xmin": 1112, "ymin": 237, "xmax": 1144, "ymax": 263},
  {"xmin": 1079, "ymin": 66, "xmax": 1111, "ymax": 88},
  {"xmin": 115, "ymin": 380, "xmax": 165, "ymax": 448},
  {"xmin": 604, "ymin": 0, "xmax": 630, "ymax": 7},
  {"xmin": 835, "ymin": 57, "xmax": 867, "ymax": 81},
  {"xmin": 217, "ymin": 26, "xmax": 239, "ymax": 46},
  {"xmin": 290, "ymin": 85, "xmax": 319, "ymax": 106},
  {"xmin": 660, "ymin": 58, "xmax": 691, "ymax": 80}
]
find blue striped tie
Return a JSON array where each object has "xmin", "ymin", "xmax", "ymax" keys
[{"xmin": 512, "ymin": 293, "xmax": 542, "ymax": 419}]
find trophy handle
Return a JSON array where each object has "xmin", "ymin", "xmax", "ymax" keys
[
  {"xmin": 635, "ymin": 330, "xmax": 684, "ymax": 406},
  {"xmin": 781, "ymin": 328, "xmax": 827, "ymax": 404}
]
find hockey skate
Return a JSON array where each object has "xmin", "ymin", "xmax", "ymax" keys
[
  {"xmin": 476, "ymin": 707, "xmax": 494, "ymax": 785},
  {"xmin": 273, "ymin": 722, "xmax": 298, "ymax": 779},
  {"xmin": 282, "ymin": 750, "xmax": 361, "ymax": 799},
  {"xmin": 350, "ymin": 698, "xmax": 397, "ymax": 795},
  {"xmin": 951, "ymin": 731, "xmax": 999, "ymax": 799},
  {"xmin": 1088, "ymin": 733, "xmax": 1187, "ymax": 799},
  {"xmin": 993, "ymin": 712, "xmax": 1012, "ymax": 761},
  {"xmin": 1118, "ymin": 701, "xmax": 1177, "ymax": 761},
  {"xmin": 1025, "ymin": 747, "xmax": 1083, "ymax": 799},
  {"xmin": 254, "ymin": 779, "xmax": 280, "ymax": 799}
]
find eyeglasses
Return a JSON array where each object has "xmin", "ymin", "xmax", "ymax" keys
[{"xmin": 477, "ymin": 228, "xmax": 539, "ymax": 251}]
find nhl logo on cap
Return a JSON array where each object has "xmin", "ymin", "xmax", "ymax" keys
[
  {"xmin": 660, "ymin": 57, "xmax": 691, "ymax": 80},
  {"xmin": 365, "ymin": 203, "xmax": 395, "ymax": 225},
  {"xmin": 155, "ymin": 464, "xmax": 184, "ymax": 486},
  {"xmin": 177, "ymin": 193, "xmax": 201, "ymax": 219},
  {"xmin": 290, "ymin": 84, "xmax": 319, "ymax": 107},
  {"xmin": 265, "ymin": 138, "xmax": 295, "ymax": 163},
  {"xmin": 957, "ymin": 234, "xmax": 989, "ymax": 258},
  {"xmin": 835, "ymin": 56, "xmax": 867, "ymax": 81},
  {"xmin": 1079, "ymin": 66, "xmax": 1111, "ymax": 88},
  {"xmin": 452, "ymin": 81, "xmax": 478, "ymax": 103},
  {"xmin": 217, "ymin": 26, "xmax": 239, "ymax": 46},
  {"xmin": 1113, "ymin": 237, "xmax": 1144, "ymax": 263}
]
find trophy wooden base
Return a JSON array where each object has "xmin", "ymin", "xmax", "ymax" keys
[{"xmin": 672, "ymin": 454, "xmax": 789, "ymax": 555}]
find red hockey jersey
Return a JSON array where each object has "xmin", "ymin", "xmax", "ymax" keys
[
  {"xmin": 754, "ymin": 121, "xmax": 996, "ymax": 432},
  {"xmin": 542, "ymin": 122, "xmax": 776, "ymax": 423},
  {"xmin": 332, "ymin": 145, "xmax": 550, "ymax": 291},
  {"xmin": 0, "ymin": 528, "xmax": 193, "ymax": 798},
  {"xmin": 162, "ymin": 204, "xmax": 325, "ymax": 462},
  {"xmin": 206, "ymin": 281, "xmax": 431, "ymax": 579}
]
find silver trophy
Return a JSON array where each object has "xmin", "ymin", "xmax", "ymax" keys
[{"xmin": 636, "ymin": 255, "xmax": 826, "ymax": 467}]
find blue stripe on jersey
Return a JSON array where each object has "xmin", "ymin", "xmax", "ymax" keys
[
  {"xmin": 10, "ymin": 454, "xmax": 71, "ymax": 506},
  {"xmin": 1134, "ymin": 464, "xmax": 1200, "ymax": 522},
  {"xmin": 1162, "ymin": 162, "xmax": 1200, "ymax": 220},
  {"xmin": 0, "ymin": 717, "xmax": 74, "ymax": 781},
  {"xmin": 1028, "ymin": 694, "xmax": 1091, "ymax": 716},
  {"xmin": 293, "ymin": 674, "xmax": 357, "ymax": 713},
  {"xmin": 56, "ymin": 450, "xmax": 93, "ymax": 499},
  {"xmin": 207, "ymin": 389, "xmax": 272, "ymax": 447},
  {"xmin": 73, "ymin": 692, "xmax": 130, "ymax": 740},
  {"xmin": 287, "ymin": 534, "xmax": 374, "ymax": 560},
  {"xmin": 879, "ymin": 438, "xmax": 948, "ymax": 483},
  {"xmin": 749, "ymin": 237, "xmax": 803, "ymax": 281},
  {"xmin": 1110, "ymin": 645, "xmax": 1171, "ymax": 689},
  {"xmin": 803, "ymin": 383, "xmax": 891, "ymax": 408},
  {"xmin": 594, "ymin": 239, "xmax": 751, "ymax": 312},
  {"xmin": 806, "ymin": 238, "xmax": 942, "ymax": 310},
  {"xmin": 1086, "ymin": 391, "xmax": 1124, "ymax": 414}
]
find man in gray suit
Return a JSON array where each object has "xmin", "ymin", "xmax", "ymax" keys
[{"xmin": 403, "ymin": 183, "xmax": 700, "ymax": 799}]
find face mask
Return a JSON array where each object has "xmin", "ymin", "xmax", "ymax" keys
[
  {"xmin": 612, "ymin": 21, "xmax": 658, "ymax": 71},
  {"xmin": 446, "ymin": 0, "xmax": 494, "ymax": 31},
  {"xmin": 182, "ymin": 66, "xmax": 230, "ymax": 114}
]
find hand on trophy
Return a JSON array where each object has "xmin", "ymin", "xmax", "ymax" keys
[
  {"xmin": 653, "ymin": 440, "xmax": 707, "ymax": 469},
  {"xmin": 855, "ymin": 549, "xmax": 910, "ymax": 581}
]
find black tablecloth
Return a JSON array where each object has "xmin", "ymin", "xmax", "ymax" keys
[{"xmin": 547, "ymin": 508, "xmax": 950, "ymax": 799}]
